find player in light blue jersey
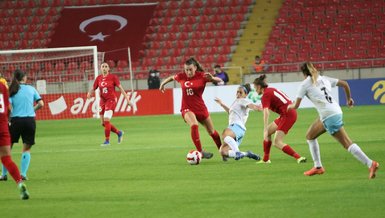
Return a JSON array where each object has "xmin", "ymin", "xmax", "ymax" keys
[
  {"xmin": 0, "ymin": 70, "xmax": 44, "ymax": 181},
  {"xmin": 288, "ymin": 62, "xmax": 379, "ymax": 179},
  {"xmin": 215, "ymin": 84, "xmax": 262, "ymax": 161}
]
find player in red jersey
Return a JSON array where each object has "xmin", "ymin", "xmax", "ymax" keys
[
  {"xmin": 87, "ymin": 63, "xmax": 131, "ymax": 146},
  {"xmin": 159, "ymin": 57, "xmax": 223, "ymax": 159},
  {"xmin": 253, "ymin": 74, "xmax": 306, "ymax": 164},
  {"xmin": 0, "ymin": 82, "xmax": 29, "ymax": 199}
]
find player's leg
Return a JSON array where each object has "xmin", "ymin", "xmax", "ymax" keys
[
  {"xmin": 2, "ymin": 118, "xmax": 23, "ymax": 180},
  {"xmin": 257, "ymin": 121, "xmax": 277, "ymax": 163},
  {"xmin": 200, "ymin": 115, "xmax": 221, "ymax": 150},
  {"xmin": 184, "ymin": 111, "xmax": 212, "ymax": 158},
  {"xmin": 102, "ymin": 111, "xmax": 113, "ymax": 146},
  {"xmin": 332, "ymin": 126, "xmax": 379, "ymax": 179},
  {"xmin": 20, "ymin": 118, "xmax": 35, "ymax": 180},
  {"xmin": 221, "ymin": 127, "xmax": 243, "ymax": 160},
  {"xmin": 304, "ymin": 118, "xmax": 326, "ymax": 176},
  {"xmin": 0, "ymin": 145, "xmax": 29, "ymax": 200},
  {"xmin": 274, "ymin": 111, "xmax": 306, "ymax": 163}
]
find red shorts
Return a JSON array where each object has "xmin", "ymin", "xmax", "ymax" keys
[
  {"xmin": 274, "ymin": 109, "xmax": 297, "ymax": 134},
  {"xmin": 181, "ymin": 108, "xmax": 209, "ymax": 123},
  {"xmin": 99, "ymin": 99, "xmax": 117, "ymax": 115},
  {"xmin": 0, "ymin": 131, "xmax": 11, "ymax": 146}
]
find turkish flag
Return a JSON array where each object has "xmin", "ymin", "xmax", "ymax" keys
[{"xmin": 49, "ymin": 4, "xmax": 157, "ymax": 62}]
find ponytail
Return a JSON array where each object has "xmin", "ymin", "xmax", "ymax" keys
[
  {"xmin": 253, "ymin": 74, "xmax": 268, "ymax": 88},
  {"xmin": 9, "ymin": 69, "xmax": 26, "ymax": 97},
  {"xmin": 185, "ymin": 57, "xmax": 204, "ymax": 72},
  {"xmin": 301, "ymin": 62, "xmax": 319, "ymax": 85}
]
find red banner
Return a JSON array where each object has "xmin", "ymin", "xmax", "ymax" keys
[
  {"xmin": 36, "ymin": 89, "xmax": 174, "ymax": 120},
  {"xmin": 49, "ymin": 4, "xmax": 157, "ymax": 61}
]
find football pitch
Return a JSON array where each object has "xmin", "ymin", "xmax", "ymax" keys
[{"xmin": 2, "ymin": 105, "xmax": 384, "ymax": 218}]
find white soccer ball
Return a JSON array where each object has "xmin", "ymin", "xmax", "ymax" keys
[{"xmin": 186, "ymin": 150, "xmax": 202, "ymax": 165}]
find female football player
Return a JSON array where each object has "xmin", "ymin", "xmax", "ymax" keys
[
  {"xmin": 287, "ymin": 62, "xmax": 379, "ymax": 178},
  {"xmin": 215, "ymin": 84, "xmax": 262, "ymax": 161},
  {"xmin": 253, "ymin": 74, "xmax": 306, "ymax": 164},
  {"xmin": 0, "ymin": 81, "xmax": 29, "ymax": 199},
  {"xmin": 87, "ymin": 63, "xmax": 131, "ymax": 146},
  {"xmin": 159, "ymin": 57, "xmax": 223, "ymax": 159}
]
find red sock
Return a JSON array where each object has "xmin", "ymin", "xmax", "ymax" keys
[
  {"xmin": 1, "ymin": 156, "xmax": 22, "ymax": 184},
  {"xmin": 263, "ymin": 140, "xmax": 272, "ymax": 161},
  {"xmin": 191, "ymin": 125, "xmax": 202, "ymax": 152},
  {"xmin": 104, "ymin": 121, "xmax": 111, "ymax": 141},
  {"xmin": 210, "ymin": 130, "xmax": 221, "ymax": 150},
  {"xmin": 282, "ymin": 145, "xmax": 301, "ymax": 159},
  {"xmin": 110, "ymin": 124, "xmax": 119, "ymax": 134}
]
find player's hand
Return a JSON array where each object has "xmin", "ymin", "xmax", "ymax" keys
[
  {"xmin": 86, "ymin": 92, "xmax": 92, "ymax": 99},
  {"xmin": 347, "ymin": 98, "xmax": 354, "ymax": 108},
  {"xmin": 159, "ymin": 84, "xmax": 165, "ymax": 93},
  {"xmin": 204, "ymin": 72, "xmax": 214, "ymax": 80},
  {"xmin": 214, "ymin": 97, "xmax": 223, "ymax": 105},
  {"xmin": 287, "ymin": 103, "xmax": 295, "ymax": 111}
]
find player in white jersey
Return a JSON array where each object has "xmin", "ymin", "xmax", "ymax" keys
[
  {"xmin": 215, "ymin": 84, "xmax": 262, "ymax": 161},
  {"xmin": 288, "ymin": 62, "xmax": 379, "ymax": 179}
]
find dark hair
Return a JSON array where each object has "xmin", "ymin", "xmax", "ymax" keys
[
  {"xmin": 255, "ymin": 55, "xmax": 260, "ymax": 59},
  {"xmin": 9, "ymin": 69, "xmax": 26, "ymax": 97},
  {"xmin": 301, "ymin": 62, "xmax": 312, "ymax": 76},
  {"xmin": 253, "ymin": 74, "xmax": 268, "ymax": 88},
  {"xmin": 185, "ymin": 57, "xmax": 204, "ymax": 72},
  {"xmin": 240, "ymin": 83, "xmax": 251, "ymax": 94},
  {"xmin": 214, "ymin": 64, "xmax": 221, "ymax": 68}
]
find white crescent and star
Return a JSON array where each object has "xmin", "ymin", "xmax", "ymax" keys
[
  {"xmin": 184, "ymin": 81, "xmax": 193, "ymax": 87},
  {"xmin": 101, "ymin": 81, "xmax": 107, "ymax": 87},
  {"xmin": 79, "ymin": 14, "xmax": 127, "ymax": 42}
]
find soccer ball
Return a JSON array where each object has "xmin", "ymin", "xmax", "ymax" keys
[{"xmin": 186, "ymin": 150, "xmax": 202, "ymax": 165}]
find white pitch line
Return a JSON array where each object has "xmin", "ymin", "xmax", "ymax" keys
[{"xmin": 11, "ymin": 145, "xmax": 184, "ymax": 155}]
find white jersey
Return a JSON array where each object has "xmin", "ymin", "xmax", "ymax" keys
[
  {"xmin": 296, "ymin": 75, "xmax": 342, "ymax": 121},
  {"xmin": 228, "ymin": 98, "xmax": 253, "ymax": 130}
]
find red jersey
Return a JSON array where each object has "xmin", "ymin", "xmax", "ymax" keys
[
  {"xmin": 0, "ymin": 83, "xmax": 9, "ymax": 134},
  {"xmin": 261, "ymin": 87, "xmax": 292, "ymax": 115},
  {"xmin": 174, "ymin": 71, "xmax": 209, "ymax": 113},
  {"xmin": 93, "ymin": 74, "xmax": 120, "ymax": 101}
]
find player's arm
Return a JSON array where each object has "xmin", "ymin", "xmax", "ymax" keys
[
  {"xmin": 247, "ymin": 103, "xmax": 263, "ymax": 111},
  {"xmin": 337, "ymin": 80, "xmax": 354, "ymax": 107},
  {"xmin": 214, "ymin": 97, "xmax": 229, "ymax": 113},
  {"xmin": 205, "ymin": 72, "xmax": 223, "ymax": 84},
  {"xmin": 159, "ymin": 76, "xmax": 174, "ymax": 93},
  {"xmin": 87, "ymin": 78, "xmax": 99, "ymax": 99},
  {"xmin": 117, "ymin": 84, "xmax": 132, "ymax": 106},
  {"xmin": 287, "ymin": 98, "xmax": 302, "ymax": 110},
  {"xmin": 34, "ymin": 99, "xmax": 44, "ymax": 111}
]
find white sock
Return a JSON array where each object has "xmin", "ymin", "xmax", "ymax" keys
[
  {"xmin": 307, "ymin": 139, "xmax": 322, "ymax": 168},
  {"xmin": 228, "ymin": 150, "xmax": 236, "ymax": 158},
  {"xmin": 224, "ymin": 136, "xmax": 240, "ymax": 152},
  {"xmin": 347, "ymin": 143, "xmax": 372, "ymax": 168}
]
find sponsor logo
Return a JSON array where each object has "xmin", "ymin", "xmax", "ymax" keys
[{"xmin": 371, "ymin": 80, "xmax": 385, "ymax": 103}]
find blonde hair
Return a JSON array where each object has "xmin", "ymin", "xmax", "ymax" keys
[{"xmin": 301, "ymin": 62, "xmax": 319, "ymax": 85}]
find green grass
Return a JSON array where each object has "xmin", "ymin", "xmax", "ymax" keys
[{"xmin": 1, "ymin": 105, "xmax": 385, "ymax": 218}]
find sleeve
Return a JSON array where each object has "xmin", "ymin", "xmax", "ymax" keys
[
  {"xmin": 324, "ymin": 76, "xmax": 338, "ymax": 88},
  {"xmin": 33, "ymin": 88, "xmax": 42, "ymax": 102},
  {"xmin": 296, "ymin": 80, "xmax": 308, "ymax": 99},
  {"xmin": 173, "ymin": 73, "xmax": 182, "ymax": 82},
  {"xmin": 93, "ymin": 76, "xmax": 99, "ymax": 90}
]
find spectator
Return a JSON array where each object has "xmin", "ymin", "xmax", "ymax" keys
[
  {"xmin": 251, "ymin": 55, "xmax": 268, "ymax": 73},
  {"xmin": 148, "ymin": 69, "xmax": 161, "ymax": 89},
  {"xmin": 213, "ymin": 65, "xmax": 229, "ymax": 85}
]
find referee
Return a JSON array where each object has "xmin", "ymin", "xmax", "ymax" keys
[{"xmin": 0, "ymin": 69, "xmax": 44, "ymax": 181}]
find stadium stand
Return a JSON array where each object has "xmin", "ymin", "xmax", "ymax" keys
[{"xmin": 261, "ymin": 0, "xmax": 385, "ymax": 71}]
